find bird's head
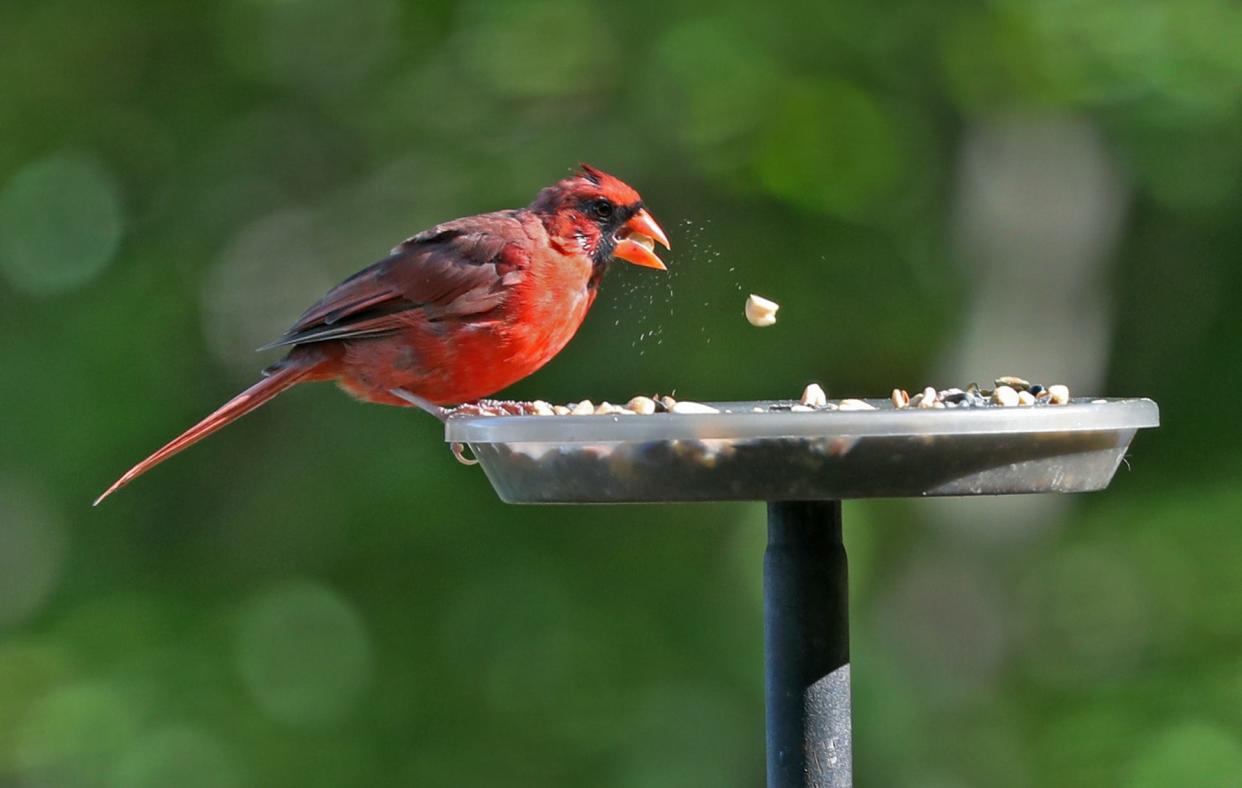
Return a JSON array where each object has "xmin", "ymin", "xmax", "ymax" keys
[{"xmin": 530, "ymin": 164, "xmax": 670, "ymax": 271}]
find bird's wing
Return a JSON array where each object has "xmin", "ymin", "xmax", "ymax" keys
[{"xmin": 259, "ymin": 212, "xmax": 533, "ymax": 349}]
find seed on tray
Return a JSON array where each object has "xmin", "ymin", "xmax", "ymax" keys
[
  {"xmin": 552, "ymin": 405, "xmax": 571, "ymax": 416},
  {"xmin": 801, "ymin": 383, "xmax": 828, "ymax": 408},
  {"xmin": 531, "ymin": 400, "xmax": 555, "ymax": 416},
  {"xmin": 1048, "ymin": 384, "xmax": 1070, "ymax": 405},
  {"xmin": 791, "ymin": 404, "xmax": 815, "ymax": 412},
  {"xmin": 939, "ymin": 388, "xmax": 968, "ymax": 405},
  {"xmin": 571, "ymin": 399, "xmax": 595, "ymax": 415},
  {"xmin": 1017, "ymin": 390, "xmax": 1036, "ymax": 406},
  {"xmin": 891, "ymin": 388, "xmax": 910, "ymax": 409},
  {"xmin": 626, "ymin": 395, "xmax": 657, "ymax": 415},
  {"xmin": 1029, "ymin": 384, "xmax": 1045, "ymax": 397},
  {"xmin": 670, "ymin": 401, "xmax": 720, "ymax": 414},
  {"xmin": 916, "ymin": 386, "xmax": 937, "ymax": 409},
  {"xmin": 595, "ymin": 402, "xmax": 623, "ymax": 415},
  {"xmin": 745, "ymin": 294, "xmax": 780, "ymax": 327},
  {"xmin": 995, "ymin": 375, "xmax": 1030, "ymax": 391},
  {"xmin": 839, "ymin": 399, "xmax": 876, "ymax": 411},
  {"xmin": 992, "ymin": 385, "xmax": 1019, "ymax": 407},
  {"xmin": 658, "ymin": 395, "xmax": 677, "ymax": 412}
]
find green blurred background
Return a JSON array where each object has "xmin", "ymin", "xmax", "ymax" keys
[{"xmin": 3, "ymin": 0, "xmax": 1242, "ymax": 785}]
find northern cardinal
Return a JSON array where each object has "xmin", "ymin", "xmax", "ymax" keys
[{"xmin": 95, "ymin": 165, "xmax": 669, "ymax": 505}]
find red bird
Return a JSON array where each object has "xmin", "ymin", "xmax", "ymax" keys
[{"xmin": 96, "ymin": 165, "xmax": 669, "ymax": 505}]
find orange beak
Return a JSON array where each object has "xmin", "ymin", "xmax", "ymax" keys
[{"xmin": 613, "ymin": 208, "xmax": 671, "ymax": 270}]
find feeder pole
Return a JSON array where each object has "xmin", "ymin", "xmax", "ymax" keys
[{"xmin": 765, "ymin": 500, "xmax": 852, "ymax": 788}]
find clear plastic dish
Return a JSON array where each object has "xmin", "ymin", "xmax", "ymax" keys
[{"xmin": 444, "ymin": 398, "xmax": 1160, "ymax": 503}]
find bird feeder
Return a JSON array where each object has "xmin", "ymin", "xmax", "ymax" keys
[{"xmin": 446, "ymin": 397, "xmax": 1159, "ymax": 787}]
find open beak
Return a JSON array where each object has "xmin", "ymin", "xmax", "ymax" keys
[{"xmin": 613, "ymin": 209, "xmax": 670, "ymax": 270}]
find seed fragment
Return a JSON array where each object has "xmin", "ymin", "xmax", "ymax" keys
[
  {"xmin": 1017, "ymin": 390, "xmax": 1036, "ymax": 406},
  {"xmin": 891, "ymin": 388, "xmax": 910, "ymax": 409},
  {"xmin": 552, "ymin": 405, "xmax": 571, "ymax": 416},
  {"xmin": 595, "ymin": 401, "xmax": 623, "ymax": 415},
  {"xmin": 1047, "ymin": 384, "xmax": 1070, "ymax": 405},
  {"xmin": 916, "ymin": 386, "xmax": 938, "ymax": 409},
  {"xmin": 744, "ymin": 294, "xmax": 780, "ymax": 327},
  {"xmin": 801, "ymin": 383, "xmax": 828, "ymax": 408}
]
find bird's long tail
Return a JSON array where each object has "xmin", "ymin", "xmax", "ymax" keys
[{"xmin": 94, "ymin": 360, "xmax": 323, "ymax": 506}]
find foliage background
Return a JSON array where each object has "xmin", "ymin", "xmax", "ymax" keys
[{"xmin": 3, "ymin": 1, "xmax": 1241, "ymax": 785}]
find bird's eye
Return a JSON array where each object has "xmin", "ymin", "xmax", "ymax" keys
[{"xmin": 590, "ymin": 199, "xmax": 614, "ymax": 220}]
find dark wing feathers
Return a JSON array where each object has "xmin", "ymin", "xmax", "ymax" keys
[{"xmin": 259, "ymin": 213, "xmax": 529, "ymax": 351}]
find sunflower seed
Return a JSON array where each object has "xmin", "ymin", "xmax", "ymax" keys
[
  {"xmin": 838, "ymin": 398, "xmax": 876, "ymax": 411},
  {"xmin": 570, "ymin": 399, "xmax": 595, "ymax": 415},
  {"xmin": 626, "ymin": 396, "xmax": 657, "ymax": 415},
  {"xmin": 801, "ymin": 383, "xmax": 828, "ymax": 408},
  {"xmin": 744, "ymin": 294, "xmax": 780, "ymax": 327},
  {"xmin": 670, "ymin": 401, "xmax": 720, "ymax": 414},
  {"xmin": 992, "ymin": 385, "xmax": 1019, "ymax": 407}
]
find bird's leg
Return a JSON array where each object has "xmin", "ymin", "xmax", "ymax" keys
[{"xmin": 389, "ymin": 388, "xmax": 450, "ymax": 423}]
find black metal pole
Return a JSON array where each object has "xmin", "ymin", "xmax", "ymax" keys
[{"xmin": 765, "ymin": 501, "xmax": 852, "ymax": 788}]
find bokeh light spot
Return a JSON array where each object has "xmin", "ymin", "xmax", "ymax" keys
[
  {"xmin": 0, "ymin": 478, "xmax": 68, "ymax": 629},
  {"xmin": 753, "ymin": 79, "xmax": 901, "ymax": 218},
  {"xmin": 456, "ymin": 0, "xmax": 613, "ymax": 99},
  {"xmin": 234, "ymin": 580, "xmax": 372, "ymax": 726},
  {"xmin": 651, "ymin": 20, "xmax": 781, "ymax": 149},
  {"xmin": 202, "ymin": 209, "xmax": 334, "ymax": 376},
  {"xmin": 112, "ymin": 726, "xmax": 246, "ymax": 788},
  {"xmin": 218, "ymin": 0, "xmax": 399, "ymax": 94},
  {"xmin": 1125, "ymin": 721, "xmax": 1242, "ymax": 788},
  {"xmin": 17, "ymin": 682, "xmax": 139, "ymax": 788},
  {"xmin": 613, "ymin": 682, "xmax": 757, "ymax": 788},
  {"xmin": 0, "ymin": 152, "xmax": 123, "ymax": 296},
  {"xmin": 1019, "ymin": 544, "xmax": 1150, "ymax": 687}
]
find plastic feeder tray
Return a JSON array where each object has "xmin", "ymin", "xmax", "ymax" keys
[{"xmin": 445, "ymin": 397, "xmax": 1159, "ymax": 787}]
